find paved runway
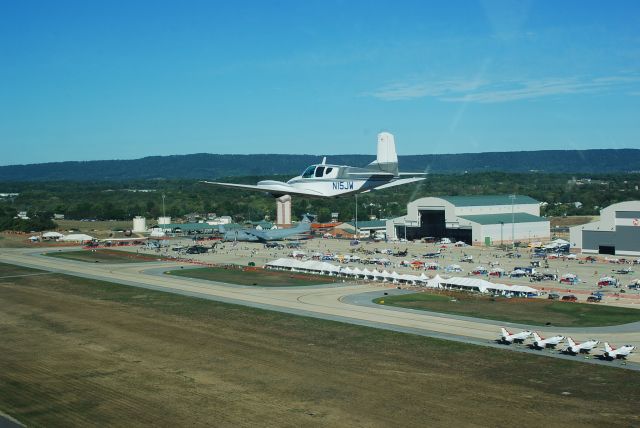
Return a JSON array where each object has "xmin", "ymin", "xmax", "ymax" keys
[{"xmin": 2, "ymin": 247, "xmax": 639, "ymax": 370}]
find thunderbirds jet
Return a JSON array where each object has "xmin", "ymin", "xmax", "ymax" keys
[
  {"xmin": 563, "ymin": 337, "xmax": 599, "ymax": 355},
  {"xmin": 531, "ymin": 332, "xmax": 565, "ymax": 349},
  {"xmin": 220, "ymin": 218, "xmax": 311, "ymax": 242},
  {"xmin": 499, "ymin": 328, "xmax": 531, "ymax": 344},
  {"xmin": 602, "ymin": 342, "xmax": 635, "ymax": 360},
  {"xmin": 203, "ymin": 132, "xmax": 426, "ymax": 198}
]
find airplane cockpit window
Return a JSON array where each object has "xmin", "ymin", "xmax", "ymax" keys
[
  {"xmin": 325, "ymin": 167, "xmax": 333, "ymax": 175},
  {"xmin": 315, "ymin": 166, "xmax": 325, "ymax": 177},
  {"xmin": 302, "ymin": 165, "xmax": 316, "ymax": 178}
]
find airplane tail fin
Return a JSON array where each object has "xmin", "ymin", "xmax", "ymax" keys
[
  {"xmin": 604, "ymin": 342, "xmax": 613, "ymax": 353},
  {"xmin": 368, "ymin": 132, "xmax": 399, "ymax": 176},
  {"xmin": 532, "ymin": 332, "xmax": 542, "ymax": 342},
  {"xmin": 500, "ymin": 328, "xmax": 509, "ymax": 338},
  {"xmin": 566, "ymin": 337, "xmax": 576, "ymax": 347}
]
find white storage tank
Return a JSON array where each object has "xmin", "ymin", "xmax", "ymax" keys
[
  {"xmin": 133, "ymin": 216, "xmax": 147, "ymax": 233},
  {"xmin": 158, "ymin": 216, "xmax": 171, "ymax": 227}
]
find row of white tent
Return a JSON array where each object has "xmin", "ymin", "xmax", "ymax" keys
[
  {"xmin": 265, "ymin": 258, "xmax": 540, "ymax": 295},
  {"xmin": 29, "ymin": 232, "xmax": 95, "ymax": 242}
]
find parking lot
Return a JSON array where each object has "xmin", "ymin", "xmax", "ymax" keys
[{"xmin": 130, "ymin": 237, "xmax": 640, "ymax": 306}]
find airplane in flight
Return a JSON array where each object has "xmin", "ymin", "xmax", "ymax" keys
[
  {"xmin": 602, "ymin": 343, "xmax": 636, "ymax": 360},
  {"xmin": 499, "ymin": 328, "xmax": 532, "ymax": 344},
  {"xmin": 531, "ymin": 332, "xmax": 565, "ymax": 349},
  {"xmin": 563, "ymin": 337, "xmax": 599, "ymax": 355},
  {"xmin": 220, "ymin": 218, "xmax": 311, "ymax": 242},
  {"xmin": 202, "ymin": 132, "xmax": 426, "ymax": 198}
]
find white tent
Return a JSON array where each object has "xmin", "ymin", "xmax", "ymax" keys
[
  {"xmin": 42, "ymin": 231, "xmax": 64, "ymax": 239},
  {"xmin": 424, "ymin": 274, "xmax": 442, "ymax": 288},
  {"xmin": 59, "ymin": 233, "xmax": 94, "ymax": 242},
  {"xmin": 435, "ymin": 276, "xmax": 540, "ymax": 295}
]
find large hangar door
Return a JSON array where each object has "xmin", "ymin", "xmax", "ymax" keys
[{"xmin": 419, "ymin": 210, "xmax": 446, "ymax": 238}]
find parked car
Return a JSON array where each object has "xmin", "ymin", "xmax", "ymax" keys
[
  {"xmin": 587, "ymin": 295, "xmax": 602, "ymax": 303},
  {"xmin": 547, "ymin": 293, "xmax": 560, "ymax": 300},
  {"xmin": 561, "ymin": 295, "xmax": 578, "ymax": 302}
]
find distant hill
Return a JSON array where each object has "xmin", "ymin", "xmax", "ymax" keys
[{"xmin": 1, "ymin": 149, "xmax": 639, "ymax": 181}]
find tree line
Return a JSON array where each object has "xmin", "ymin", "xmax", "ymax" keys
[{"xmin": 0, "ymin": 172, "xmax": 639, "ymax": 231}]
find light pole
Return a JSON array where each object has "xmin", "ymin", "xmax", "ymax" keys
[
  {"xmin": 355, "ymin": 193, "xmax": 358, "ymax": 239},
  {"xmin": 500, "ymin": 221, "xmax": 504, "ymax": 247},
  {"xmin": 509, "ymin": 194, "xmax": 516, "ymax": 250},
  {"xmin": 162, "ymin": 194, "xmax": 166, "ymax": 218}
]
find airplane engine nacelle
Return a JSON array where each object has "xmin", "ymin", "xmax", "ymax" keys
[{"xmin": 533, "ymin": 342, "xmax": 541, "ymax": 348}]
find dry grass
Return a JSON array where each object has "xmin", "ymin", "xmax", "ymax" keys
[{"xmin": 1, "ymin": 262, "xmax": 639, "ymax": 427}]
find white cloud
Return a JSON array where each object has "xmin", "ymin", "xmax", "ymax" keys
[{"xmin": 371, "ymin": 74, "xmax": 640, "ymax": 103}]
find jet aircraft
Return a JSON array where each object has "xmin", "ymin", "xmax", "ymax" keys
[
  {"xmin": 499, "ymin": 328, "xmax": 531, "ymax": 344},
  {"xmin": 220, "ymin": 218, "xmax": 311, "ymax": 242},
  {"xmin": 563, "ymin": 337, "xmax": 599, "ymax": 355},
  {"xmin": 202, "ymin": 132, "xmax": 425, "ymax": 198},
  {"xmin": 602, "ymin": 342, "xmax": 635, "ymax": 360},
  {"xmin": 531, "ymin": 332, "xmax": 565, "ymax": 349}
]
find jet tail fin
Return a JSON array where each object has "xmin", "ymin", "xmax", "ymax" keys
[
  {"xmin": 566, "ymin": 337, "xmax": 576, "ymax": 347},
  {"xmin": 368, "ymin": 132, "xmax": 399, "ymax": 176},
  {"xmin": 501, "ymin": 328, "xmax": 510, "ymax": 338},
  {"xmin": 604, "ymin": 342, "xmax": 613, "ymax": 353}
]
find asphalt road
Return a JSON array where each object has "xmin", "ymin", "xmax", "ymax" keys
[{"xmin": 2, "ymin": 246, "xmax": 638, "ymax": 371}]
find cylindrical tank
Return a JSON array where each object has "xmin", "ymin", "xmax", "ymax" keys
[
  {"xmin": 133, "ymin": 216, "xmax": 147, "ymax": 233},
  {"xmin": 158, "ymin": 216, "xmax": 171, "ymax": 226}
]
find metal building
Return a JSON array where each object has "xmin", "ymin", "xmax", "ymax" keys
[
  {"xmin": 385, "ymin": 195, "xmax": 549, "ymax": 245},
  {"xmin": 569, "ymin": 201, "xmax": 640, "ymax": 256}
]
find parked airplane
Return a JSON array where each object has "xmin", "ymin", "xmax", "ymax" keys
[
  {"xmin": 531, "ymin": 332, "xmax": 565, "ymax": 349},
  {"xmin": 499, "ymin": 328, "xmax": 531, "ymax": 344},
  {"xmin": 202, "ymin": 132, "xmax": 426, "ymax": 198},
  {"xmin": 220, "ymin": 218, "xmax": 311, "ymax": 242},
  {"xmin": 602, "ymin": 342, "xmax": 636, "ymax": 360},
  {"xmin": 563, "ymin": 337, "xmax": 599, "ymax": 355}
]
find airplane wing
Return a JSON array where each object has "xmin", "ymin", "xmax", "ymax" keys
[
  {"xmin": 201, "ymin": 181, "xmax": 324, "ymax": 197},
  {"xmin": 347, "ymin": 172, "xmax": 394, "ymax": 176},
  {"xmin": 371, "ymin": 177, "xmax": 425, "ymax": 191},
  {"xmin": 398, "ymin": 172, "xmax": 428, "ymax": 175}
]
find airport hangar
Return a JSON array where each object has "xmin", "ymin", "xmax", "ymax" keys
[
  {"xmin": 569, "ymin": 200, "xmax": 640, "ymax": 256},
  {"xmin": 385, "ymin": 195, "xmax": 550, "ymax": 245}
]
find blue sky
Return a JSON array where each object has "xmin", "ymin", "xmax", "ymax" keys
[{"xmin": 1, "ymin": 0, "xmax": 639, "ymax": 165}]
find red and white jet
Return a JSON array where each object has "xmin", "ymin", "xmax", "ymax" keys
[
  {"xmin": 499, "ymin": 328, "xmax": 531, "ymax": 344},
  {"xmin": 603, "ymin": 342, "xmax": 636, "ymax": 360},
  {"xmin": 531, "ymin": 332, "xmax": 565, "ymax": 349},
  {"xmin": 563, "ymin": 337, "xmax": 599, "ymax": 355}
]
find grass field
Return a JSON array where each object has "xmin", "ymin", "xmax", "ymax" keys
[
  {"xmin": 45, "ymin": 249, "xmax": 154, "ymax": 264},
  {"xmin": 374, "ymin": 291, "xmax": 640, "ymax": 327},
  {"xmin": 167, "ymin": 266, "xmax": 339, "ymax": 286},
  {"xmin": 1, "ymin": 262, "xmax": 639, "ymax": 427}
]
